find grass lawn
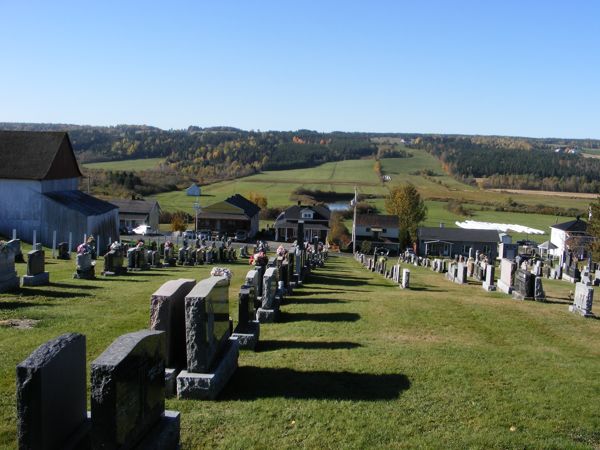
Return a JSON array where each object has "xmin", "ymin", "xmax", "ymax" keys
[
  {"xmin": 83, "ymin": 157, "xmax": 166, "ymax": 171},
  {"xmin": 1, "ymin": 250, "xmax": 599, "ymax": 448}
]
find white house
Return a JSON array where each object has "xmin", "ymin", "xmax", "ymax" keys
[
  {"xmin": 549, "ymin": 217, "xmax": 589, "ymax": 259},
  {"xmin": 274, "ymin": 204, "xmax": 331, "ymax": 242},
  {"xmin": 354, "ymin": 214, "xmax": 399, "ymax": 241},
  {"xmin": 110, "ymin": 199, "xmax": 161, "ymax": 230},
  {"xmin": 0, "ymin": 131, "xmax": 119, "ymax": 247}
]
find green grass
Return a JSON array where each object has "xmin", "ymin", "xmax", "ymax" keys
[
  {"xmin": 83, "ymin": 157, "xmax": 166, "ymax": 171},
  {"xmin": 1, "ymin": 252, "xmax": 599, "ymax": 448}
]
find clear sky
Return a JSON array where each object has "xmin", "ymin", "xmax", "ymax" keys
[{"xmin": 1, "ymin": 1, "xmax": 599, "ymax": 138}]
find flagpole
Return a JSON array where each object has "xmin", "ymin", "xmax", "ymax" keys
[{"xmin": 352, "ymin": 186, "xmax": 357, "ymax": 254}]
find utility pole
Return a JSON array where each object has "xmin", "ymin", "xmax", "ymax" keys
[{"xmin": 352, "ymin": 186, "xmax": 357, "ymax": 254}]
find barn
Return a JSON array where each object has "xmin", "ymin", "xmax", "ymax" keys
[{"xmin": 0, "ymin": 131, "xmax": 119, "ymax": 248}]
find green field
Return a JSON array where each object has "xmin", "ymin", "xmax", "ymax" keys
[
  {"xmin": 83, "ymin": 157, "xmax": 166, "ymax": 171},
  {"xmin": 153, "ymin": 147, "xmax": 594, "ymax": 241},
  {"xmin": 1, "ymin": 250, "xmax": 599, "ymax": 448}
]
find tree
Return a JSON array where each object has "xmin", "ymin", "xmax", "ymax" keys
[
  {"xmin": 329, "ymin": 212, "xmax": 351, "ymax": 246},
  {"xmin": 170, "ymin": 211, "xmax": 187, "ymax": 233},
  {"xmin": 246, "ymin": 192, "xmax": 268, "ymax": 210},
  {"xmin": 588, "ymin": 196, "xmax": 600, "ymax": 260},
  {"xmin": 385, "ymin": 183, "xmax": 427, "ymax": 247}
]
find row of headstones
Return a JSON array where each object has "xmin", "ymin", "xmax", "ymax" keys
[
  {"xmin": 177, "ymin": 244, "xmax": 237, "ymax": 267},
  {"xmin": 0, "ymin": 240, "xmax": 50, "ymax": 292},
  {"xmin": 354, "ymin": 253, "xmax": 410, "ymax": 289},
  {"xmin": 17, "ymin": 330, "xmax": 180, "ymax": 450},
  {"xmin": 497, "ymin": 258, "xmax": 594, "ymax": 317}
]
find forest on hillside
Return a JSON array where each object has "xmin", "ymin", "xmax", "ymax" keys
[{"xmin": 410, "ymin": 136, "xmax": 600, "ymax": 193}]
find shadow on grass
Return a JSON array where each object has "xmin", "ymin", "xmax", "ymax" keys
[
  {"xmin": 0, "ymin": 300, "xmax": 51, "ymax": 310},
  {"xmin": 15, "ymin": 287, "xmax": 91, "ymax": 298},
  {"xmin": 286, "ymin": 297, "xmax": 348, "ymax": 305},
  {"xmin": 258, "ymin": 340, "xmax": 362, "ymax": 352},
  {"xmin": 279, "ymin": 311, "xmax": 360, "ymax": 323},
  {"xmin": 306, "ymin": 273, "xmax": 369, "ymax": 287},
  {"xmin": 95, "ymin": 278, "xmax": 145, "ymax": 283},
  {"xmin": 409, "ymin": 286, "xmax": 445, "ymax": 292},
  {"xmin": 50, "ymin": 282, "xmax": 101, "ymax": 290},
  {"xmin": 544, "ymin": 298, "xmax": 572, "ymax": 305},
  {"xmin": 221, "ymin": 367, "xmax": 410, "ymax": 401},
  {"xmin": 309, "ymin": 286, "xmax": 367, "ymax": 293}
]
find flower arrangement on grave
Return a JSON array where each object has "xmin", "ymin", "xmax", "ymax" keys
[
  {"xmin": 210, "ymin": 267, "xmax": 233, "ymax": 280},
  {"xmin": 251, "ymin": 251, "xmax": 268, "ymax": 266},
  {"xmin": 276, "ymin": 245, "xmax": 287, "ymax": 257}
]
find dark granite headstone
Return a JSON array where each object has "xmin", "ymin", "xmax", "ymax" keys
[
  {"xmin": 513, "ymin": 269, "xmax": 535, "ymax": 300},
  {"xmin": 27, "ymin": 249, "xmax": 44, "ymax": 276},
  {"xmin": 91, "ymin": 330, "xmax": 169, "ymax": 449},
  {"xmin": 150, "ymin": 279, "xmax": 196, "ymax": 369},
  {"xmin": 17, "ymin": 333, "xmax": 88, "ymax": 450},
  {"xmin": 185, "ymin": 277, "xmax": 231, "ymax": 373},
  {"xmin": 57, "ymin": 242, "xmax": 70, "ymax": 260},
  {"xmin": 238, "ymin": 285, "xmax": 256, "ymax": 326}
]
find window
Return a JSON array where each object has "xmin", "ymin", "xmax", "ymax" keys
[
  {"xmin": 382, "ymin": 228, "xmax": 387, "ymax": 233},
  {"xmin": 462, "ymin": 245, "xmax": 469, "ymax": 254},
  {"xmin": 302, "ymin": 212, "xmax": 313, "ymax": 219},
  {"xmin": 366, "ymin": 227, "xmax": 371, "ymax": 232},
  {"xmin": 483, "ymin": 245, "xmax": 491, "ymax": 254}
]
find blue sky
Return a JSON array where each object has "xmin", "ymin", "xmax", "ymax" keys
[{"xmin": 1, "ymin": 1, "xmax": 599, "ymax": 138}]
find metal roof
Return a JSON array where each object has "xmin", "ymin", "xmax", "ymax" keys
[
  {"xmin": 418, "ymin": 227, "xmax": 500, "ymax": 243},
  {"xmin": 44, "ymin": 191, "xmax": 118, "ymax": 216}
]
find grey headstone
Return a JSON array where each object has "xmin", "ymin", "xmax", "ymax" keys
[
  {"xmin": 569, "ymin": 282, "xmax": 594, "ymax": 317},
  {"xmin": 0, "ymin": 242, "xmax": 19, "ymax": 292},
  {"xmin": 27, "ymin": 249, "xmax": 45, "ymax": 276},
  {"xmin": 534, "ymin": 276, "xmax": 546, "ymax": 301},
  {"xmin": 17, "ymin": 333, "xmax": 88, "ymax": 450},
  {"xmin": 91, "ymin": 330, "xmax": 167, "ymax": 449},
  {"xmin": 185, "ymin": 277, "xmax": 231, "ymax": 373},
  {"xmin": 150, "ymin": 279, "xmax": 196, "ymax": 369},
  {"xmin": 401, "ymin": 269, "xmax": 410, "ymax": 289}
]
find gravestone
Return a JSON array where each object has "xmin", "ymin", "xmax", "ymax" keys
[
  {"xmin": 512, "ymin": 269, "xmax": 535, "ymax": 301},
  {"xmin": 73, "ymin": 252, "xmax": 95, "ymax": 279},
  {"xmin": 482, "ymin": 264, "xmax": 496, "ymax": 291},
  {"xmin": 231, "ymin": 285, "xmax": 260, "ymax": 350},
  {"xmin": 401, "ymin": 268, "xmax": 410, "ymax": 289},
  {"xmin": 17, "ymin": 333, "xmax": 89, "ymax": 450},
  {"xmin": 245, "ymin": 269, "xmax": 261, "ymax": 309},
  {"xmin": 91, "ymin": 330, "xmax": 180, "ymax": 449},
  {"xmin": 569, "ymin": 282, "xmax": 594, "ymax": 317},
  {"xmin": 150, "ymin": 279, "xmax": 196, "ymax": 395},
  {"xmin": 534, "ymin": 276, "xmax": 546, "ymax": 301},
  {"xmin": 498, "ymin": 243, "xmax": 518, "ymax": 260},
  {"xmin": 497, "ymin": 258, "xmax": 515, "ymax": 294},
  {"xmin": 257, "ymin": 267, "xmax": 280, "ymax": 323},
  {"xmin": 102, "ymin": 249, "xmax": 126, "ymax": 276},
  {"xmin": 57, "ymin": 242, "xmax": 70, "ymax": 260},
  {"xmin": 23, "ymin": 244, "xmax": 50, "ymax": 286},
  {"xmin": 177, "ymin": 276, "xmax": 239, "ymax": 399},
  {"xmin": 7, "ymin": 238, "xmax": 25, "ymax": 263},
  {"xmin": 455, "ymin": 262, "xmax": 467, "ymax": 284},
  {"xmin": 562, "ymin": 265, "xmax": 581, "ymax": 283},
  {"xmin": 0, "ymin": 242, "xmax": 20, "ymax": 292},
  {"xmin": 594, "ymin": 269, "xmax": 600, "ymax": 287}
]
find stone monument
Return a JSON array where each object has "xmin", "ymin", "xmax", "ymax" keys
[
  {"xmin": 22, "ymin": 243, "xmax": 50, "ymax": 286},
  {"xmin": 231, "ymin": 285, "xmax": 260, "ymax": 350},
  {"xmin": 569, "ymin": 282, "xmax": 594, "ymax": 317},
  {"xmin": 177, "ymin": 276, "xmax": 239, "ymax": 399},
  {"xmin": 497, "ymin": 258, "xmax": 515, "ymax": 294},
  {"xmin": 0, "ymin": 241, "xmax": 20, "ymax": 292},
  {"xmin": 74, "ymin": 252, "xmax": 95, "ymax": 279}
]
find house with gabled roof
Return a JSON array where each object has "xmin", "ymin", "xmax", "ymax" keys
[
  {"xmin": 196, "ymin": 194, "xmax": 261, "ymax": 238},
  {"xmin": 354, "ymin": 214, "xmax": 399, "ymax": 242},
  {"xmin": 549, "ymin": 217, "xmax": 590, "ymax": 259},
  {"xmin": 0, "ymin": 131, "xmax": 119, "ymax": 247},
  {"xmin": 274, "ymin": 203, "xmax": 331, "ymax": 242},
  {"xmin": 109, "ymin": 199, "xmax": 160, "ymax": 230},
  {"xmin": 417, "ymin": 226, "xmax": 500, "ymax": 259}
]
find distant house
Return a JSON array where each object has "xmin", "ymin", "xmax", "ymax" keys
[
  {"xmin": 354, "ymin": 214, "xmax": 399, "ymax": 241},
  {"xmin": 274, "ymin": 204, "xmax": 331, "ymax": 242},
  {"xmin": 549, "ymin": 217, "xmax": 589, "ymax": 259},
  {"xmin": 0, "ymin": 131, "xmax": 119, "ymax": 247},
  {"xmin": 110, "ymin": 199, "xmax": 160, "ymax": 230},
  {"xmin": 186, "ymin": 183, "xmax": 201, "ymax": 197},
  {"xmin": 417, "ymin": 226, "xmax": 500, "ymax": 259},
  {"xmin": 196, "ymin": 194, "xmax": 260, "ymax": 238}
]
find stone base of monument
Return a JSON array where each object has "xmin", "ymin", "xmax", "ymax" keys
[
  {"xmin": 562, "ymin": 274, "xmax": 578, "ymax": 283},
  {"xmin": 482, "ymin": 282, "xmax": 496, "ymax": 292},
  {"xmin": 22, "ymin": 271, "xmax": 50, "ymax": 286},
  {"xmin": 73, "ymin": 268, "xmax": 95, "ymax": 279},
  {"xmin": 497, "ymin": 280, "xmax": 512, "ymax": 294},
  {"xmin": 60, "ymin": 412, "xmax": 91, "ymax": 450},
  {"xmin": 132, "ymin": 410, "xmax": 180, "ymax": 450},
  {"xmin": 0, "ymin": 273, "xmax": 20, "ymax": 292},
  {"xmin": 151, "ymin": 263, "xmax": 163, "ymax": 269},
  {"xmin": 256, "ymin": 307, "xmax": 279, "ymax": 323},
  {"xmin": 569, "ymin": 305, "xmax": 595, "ymax": 318},
  {"xmin": 511, "ymin": 291, "xmax": 533, "ymax": 301},
  {"xmin": 177, "ymin": 338, "xmax": 239, "ymax": 400},
  {"xmin": 102, "ymin": 267, "xmax": 127, "ymax": 276},
  {"xmin": 232, "ymin": 320, "xmax": 260, "ymax": 350},
  {"xmin": 165, "ymin": 368, "xmax": 179, "ymax": 398}
]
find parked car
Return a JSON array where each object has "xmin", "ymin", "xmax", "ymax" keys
[
  {"xmin": 183, "ymin": 230, "xmax": 196, "ymax": 239},
  {"xmin": 234, "ymin": 230, "xmax": 248, "ymax": 242},
  {"xmin": 132, "ymin": 225, "xmax": 154, "ymax": 236},
  {"xmin": 119, "ymin": 226, "xmax": 129, "ymax": 235}
]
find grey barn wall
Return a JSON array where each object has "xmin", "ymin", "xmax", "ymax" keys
[
  {"xmin": 0, "ymin": 179, "xmax": 42, "ymax": 241},
  {"xmin": 41, "ymin": 197, "xmax": 119, "ymax": 249}
]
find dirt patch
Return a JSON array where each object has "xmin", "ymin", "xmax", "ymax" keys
[
  {"xmin": 0, "ymin": 319, "xmax": 39, "ymax": 329},
  {"xmin": 486, "ymin": 189, "xmax": 598, "ymax": 199}
]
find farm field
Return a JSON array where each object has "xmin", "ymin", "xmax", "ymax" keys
[
  {"xmin": 153, "ymin": 147, "xmax": 593, "ymax": 241},
  {"xmin": 1, "ymin": 250, "xmax": 599, "ymax": 448},
  {"xmin": 83, "ymin": 157, "xmax": 166, "ymax": 171}
]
